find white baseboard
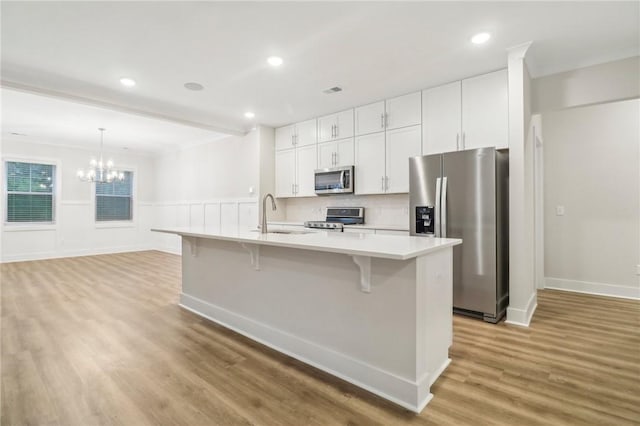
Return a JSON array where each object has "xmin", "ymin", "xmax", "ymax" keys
[
  {"xmin": 0, "ymin": 245, "xmax": 154, "ymax": 263},
  {"xmin": 545, "ymin": 277, "xmax": 640, "ymax": 300},
  {"xmin": 180, "ymin": 293, "xmax": 438, "ymax": 413},
  {"xmin": 505, "ymin": 292, "xmax": 538, "ymax": 327},
  {"xmin": 154, "ymin": 246, "xmax": 181, "ymax": 256}
]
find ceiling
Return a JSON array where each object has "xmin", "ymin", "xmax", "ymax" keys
[
  {"xmin": 2, "ymin": 1, "xmax": 639, "ymax": 136},
  {"xmin": 1, "ymin": 88, "xmax": 229, "ymax": 154}
]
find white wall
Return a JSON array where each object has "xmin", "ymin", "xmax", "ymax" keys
[
  {"xmin": 543, "ymin": 99, "xmax": 640, "ymax": 299},
  {"xmin": 506, "ymin": 42, "xmax": 537, "ymax": 327},
  {"xmin": 532, "ymin": 56, "xmax": 640, "ymax": 113},
  {"xmin": 152, "ymin": 130, "xmax": 262, "ymax": 253},
  {"xmin": 0, "ymin": 140, "xmax": 155, "ymax": 262}
]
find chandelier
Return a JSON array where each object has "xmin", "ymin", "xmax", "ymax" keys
[{"xmin": 77, "ymin": 128, "xmax": 124, "ymax": 183}]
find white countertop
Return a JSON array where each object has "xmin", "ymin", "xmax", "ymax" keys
[
  {"xmin": 267, "ymin": 221, "xmax": 409, "ymax": 232},
  {"xmin": 152, "ymin": 227, "xmax": 461, "ymax": 260}
]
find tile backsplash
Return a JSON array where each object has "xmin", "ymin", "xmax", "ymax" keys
[{"xmin": 282, "ymin": 193, "xmax": 410, "ymax": 227}]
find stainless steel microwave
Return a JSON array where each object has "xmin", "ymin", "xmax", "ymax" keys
[{"xmin": 314, "ymin": 166, "xmax": 354, "ymax": 195}]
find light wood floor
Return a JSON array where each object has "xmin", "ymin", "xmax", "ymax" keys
[{"xmin": 1, "ymin": 251, "xmax": 639, "ymax": 425}]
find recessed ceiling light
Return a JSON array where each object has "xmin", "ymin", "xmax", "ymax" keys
[
  {"xmin": 120, "ymin": 77, "xmax": 136, "ymax": 87},
  {"xmin": 244, "ymin": 111, "xmax": 255, "ymax": 119},
  {"xmin": 267, "ymin": 56, "xmax": 283, "ymax": 67},
  {"xmin": 184, "ymin": 82, "xmax": 204, "ymax": 91},
  {"xmin": 471, "ymin": 32, "xmax": 491, "ymax": 45}
]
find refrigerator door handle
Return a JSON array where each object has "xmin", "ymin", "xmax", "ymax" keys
[
  {"xmin": 435, "ymin": 177, "xmax": 442, "ymax": 237},
  {"xmin": 441, "ymin": 177, "xmax": 448, "ymax": 238}
]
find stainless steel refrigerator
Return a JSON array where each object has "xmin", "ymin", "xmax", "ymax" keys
[{"xmin": 409, "ymin": 147, "xmax": 509, "ymax": 323}]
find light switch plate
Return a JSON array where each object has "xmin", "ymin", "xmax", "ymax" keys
[{"xmin": 556, "ymin": 206, "xmax": 565, "ymax": 216}]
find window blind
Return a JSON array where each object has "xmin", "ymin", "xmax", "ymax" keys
[
  {"xmin": 5, "ymin": 161, "xmax": 55, "ymax": 223},
  {"xmin": 96, "ymin": 171, "xmax": 133, "ymax": 221}
]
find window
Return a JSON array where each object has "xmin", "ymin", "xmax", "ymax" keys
[
  {"xmin": 5, "ymin": 161, "xmax": 56, "ymax": 223},
  {"xmin": 95, "ymin": 171, "xmax": 133, "ymax": 221}
]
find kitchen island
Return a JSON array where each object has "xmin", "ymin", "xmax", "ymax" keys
[{"xmin": 152, "ymin": 227, "xmax": 461, "ymax": 413}]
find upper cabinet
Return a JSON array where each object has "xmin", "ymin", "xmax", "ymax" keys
[
  {"xmin": 355, "ymin": 101, "xmax": 385, "ymax": 136},
  {"xmin": 461, "ymin": 69, "xmax": 508, "ymax": 150},
  {"xmin": 318, "ymin": 138, "xmax": 354, "ymax": 169},
  {"xmin": 275, "ymin": 69, "xmax": 507, "ymax": 197},
  {"xmin": 422, "ymin": 69, "xmax": 508, "ymax": 155},
  {"xmin": 355, "ymin": 92, "xmax": 421, "ymax": 136},
  {"xmin": 275, "ymin": 125, "xmax": 296, "ymax": 151},
  {"xmin": 422, "ymin": 81, "xmax": 462, "ymax": 155},
  {"xmin": 318, "ymin": 109, "xmax": 354, "ymax": 142},
  {"xmin": 275, "ymin": 119, "xmax": 318, "ymax": 151},
  {"xmin": 385, "ymin": 91, "xmax": 421, "ymax": 130},
  {"xmin": 296, "ymin": 118, "xmax": 318, "ymax": 147},
  {"xmin": 275, "ymin": 145, "xmax": 317, "ymax": 198}
]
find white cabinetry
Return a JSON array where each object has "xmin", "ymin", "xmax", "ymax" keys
[
  {"xmin": 385, "ymin": 125, "xmax": 422, "ymax": 193},
  {"xmin": 275, "ymin": 149, "xmax": 296, "ymax": 197},
  {"xmin": 422, "ymin": 81, "xmax": 462, "ymax": 155},
  {"xmin": 275, "ymin": 125, "xmax": 296, "ymax": 151},
  {"xmin": 354, "ymin": 92, "xmax": 422, "ymax": 195},
  {"xmin": 355, "ymin": 124, "xmax": 420, "ymax": 195},
  {"xmin": 461, "ymin": 69, "xmax": 509, "ymax": 150},
  {"xmin": 355, "ymin": 132, "xmax": 386, "ymax": 194},
  {"xmin": 318, "ymin": 109, "xmax": 354, "ymax": 142},
  {"xmin": 275, "ymin": 119, "xmax": 318, "ymax": 151},
  {"xmin": 385, "ymin": 92, "xmax": 421, "ymax": 130},
  {"xmin": 296, "ymin": 144, "xmax": 317, "ymax": 196},
  {"xmin": 355, "ymin": 101, "xmax": 385, "ymax": 136},
  {"xmin": 355, "ymin": 92, "xmax": 421, "ymax": 136},
  {"xmin": 275, "ymin": 145, "xmax": 317, "ymax": 198},
  {"xmin": 318, "ymin": 138, "xmax": 354, "ymax": 169},
  {"xmin": 422, "ymin": 69, "xmax": 508, "ymax": 154}
]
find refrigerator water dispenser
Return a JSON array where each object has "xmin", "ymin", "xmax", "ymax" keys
[{"xmin": 415, "ymin": 206, "xmax": 435, "ymax": 234}]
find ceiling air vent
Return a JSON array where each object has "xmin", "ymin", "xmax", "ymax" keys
[{"xmin": 323, "ymin": 86, "xmax": 343, "ymax": 94}]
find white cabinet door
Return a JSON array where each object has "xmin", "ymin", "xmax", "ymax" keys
[
  {"xmin": 296, "ymin": 118, "xmax": 318, "ymax": 147},
  {"xmin": 318, "ymin": 138, "xmax": 354, "ymax": 168},
  {"xmin": 386, "ymin": 91, "xmax": 421, "ymax": 130},
  {"xmin": 275, "ymin": 149, "xmax": 296, "ymax": 198},
  {"xmin": 275, "ymin": 125, "xmax": 295, "ymax": 151},
  {"xmin": 385, "ymin": 125, "xmax": 422, "ymax": 194},
  {"xmin": 355, "ymin": 132, "xmax": 386, "ymax": 194},
  {"xmin": 423, "ymin": 81, "xmax": 462, "ymax": 155},
  {"xmin": 335, "ymin": 109, "xmax": 354, "ymax": 139},
  {"xmin": 317, "ymin": 140, "xmax": 336, "ymax": 169},
  {"xmin": 318, "ymin": 109, "xmax": 354, "ymax": 142},
  {"xmin": 317, "ymin": 114, "xmax": 336, "ymax": 143},
  {"xmin": 335, "ymin": 138, "xmax": 354, "ymax": 167},
  {"xmin": 355, "ymin": 101, "xmax": 385, "ymax": 136},
  {"xmin": 461, "ymin": 69, "xmax": 508, "ymax": 150},
  {"xmin": 296, "ymin": 144, "xmax": 317, "ymax": 197}
]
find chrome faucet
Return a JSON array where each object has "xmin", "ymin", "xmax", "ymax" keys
[{"xmin": 261, "ymin": 193, "xmax": 277, "ymax": 234}]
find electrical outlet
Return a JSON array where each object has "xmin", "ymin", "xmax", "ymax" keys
[{"xmin": 556, "ymin": 205, "xmax": 565, "ymax": 216}]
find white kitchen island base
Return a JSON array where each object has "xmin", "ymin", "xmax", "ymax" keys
[{"xmin": 154, "ymin": 228, "xmax": 461, "ymax": 413}]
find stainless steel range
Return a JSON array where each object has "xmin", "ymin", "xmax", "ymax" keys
[{"xmin": 304, "ymin": 207, "xmax": 364, "ymax": 232}]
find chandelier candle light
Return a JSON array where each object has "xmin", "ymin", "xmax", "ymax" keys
[{"xmin": 77, "ymin": 128, "xmax": 124, "ymax": 183}]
